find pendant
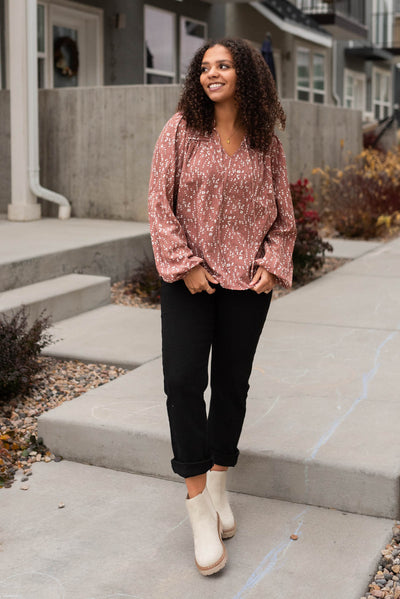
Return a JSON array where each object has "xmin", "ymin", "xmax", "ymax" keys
[{"xmin": 227, "ymin": 139, "xmax": 230, "ymax": 144}]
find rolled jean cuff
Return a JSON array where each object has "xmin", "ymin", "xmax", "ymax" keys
[
  {"xmin": 171, "ymin": 457, "xmax": 214, "ymax": 479},
  {"xmin": 211, "ymin": 448, "xmax": 240, "ymax": 468}
]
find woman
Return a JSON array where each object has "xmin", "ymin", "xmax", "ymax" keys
[{"xmin": 148, "ymin": 38, "xmax": 296, "ymax": 576}]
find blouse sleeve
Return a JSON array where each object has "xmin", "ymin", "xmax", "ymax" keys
[
  {"xmin": 148, "ymin": 114, "xmax": 203, "ymax": 283},
  {"xmin": 254, "ymin": 135, "xmax": 297, "ymax": 288}
]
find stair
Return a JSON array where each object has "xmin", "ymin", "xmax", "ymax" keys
[
  {"xmin": 0, "ymin": 274, "xmax": 110, "ymax": 325},
  {"xmin": 0, "ymin": 217, "xmax": 151, "ymax": 292}
]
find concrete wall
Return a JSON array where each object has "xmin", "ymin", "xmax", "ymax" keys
[
  {"xmin": 280, "ymin": 99, "xmax": 362, "ymax": 182},
  {"xmin": 38, "ymin": 85, "xmax": 180, "ymax": 220},
  {"xmin": 0, "ymin": 87, "xmax": 362, "ymax": 220}
]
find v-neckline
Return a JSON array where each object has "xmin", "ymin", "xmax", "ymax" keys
[{"xmin": 213, "ymin": 129, "xmax": 246, "ymax": 158}]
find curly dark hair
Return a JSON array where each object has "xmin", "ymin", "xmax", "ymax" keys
[{"xmin": 177, "ymin": 38, "xmax": 286, "ymax": 153}]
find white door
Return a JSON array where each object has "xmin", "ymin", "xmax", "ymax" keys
[{"xmin": 48, "ymin": 3, "xmax": 103, "ymax": 88}]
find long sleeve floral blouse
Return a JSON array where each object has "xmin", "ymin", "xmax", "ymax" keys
[{"xmin": 148, "ymin": 112, "xmax": 296, "ymax": 290}]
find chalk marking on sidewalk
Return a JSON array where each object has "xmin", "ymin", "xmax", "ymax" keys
[
  {"xmin": 232, "ymin": 507, "xmax": 309, "ymax": 599},
  {"xmin": 306, "ymin": 330, "xmax": 398, "ymax": 461},
  {"xmin": 246, "ymin": 396, "xmax": 281, "ymax": 429}
]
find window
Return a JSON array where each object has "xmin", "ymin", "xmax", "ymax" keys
[
  {"xmin": 344, "ymin": 70, "xmax": 366, "ymax": 111},
  {"xmin": 180, "ymin": 17, "xmax": 206, "ymax": 81},
  {"xmin": 313, "ymin": 52, "xmax": 325, "ymax": 103},
  {"xmin": 296, "ymin": 47, "xmax": 326, "ymax": 103},
  {"xmin": 372, "ymin": 0, "xmax": 393, "ymax": 46},
  {"xmin": 145, "ymin": 6, "xmax": 175, "ymax": 84},
  {"xmin": 297, "ymin": 48, "xmax": 310, "ymax": 101},
  {"xmin": 373, "ymin": 68, "xmax": 391, "ymax": 119},
  {"xmin": 37, "ymin": 2, "xmax": 47, "ymax": 88}
]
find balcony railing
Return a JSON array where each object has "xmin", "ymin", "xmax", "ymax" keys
[{"xmin": 296, "ymin": 1, "xmax": 366, "ymax": 25}]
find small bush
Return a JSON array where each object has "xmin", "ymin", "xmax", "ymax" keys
[
  {"xmin": 130, "ymin": 256, "xmax": 161, "ymax": 304},
  {"xmin": 314, "ymin": 148, "xmax": 400, "ymax": 239},
  {"xmin": 0, "ymin": 307, "xmax": 54, "ymax": 402},
  {"xmin": 291, "ymin": 178, "xmax": 333, "ymax": 284}
]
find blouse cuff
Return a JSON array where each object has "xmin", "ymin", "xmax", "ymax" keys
[
  {"xmin": 160, "ymin": 256, "xmax": 204, "ymax": 283},
  {"xmin": 254, "ymin": 256, "xmax": 293, "ymax": 289}
]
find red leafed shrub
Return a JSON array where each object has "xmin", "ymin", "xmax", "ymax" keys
[{"xmin": 291, "ymin": 178, "xmax": 332, "ymax": 284}]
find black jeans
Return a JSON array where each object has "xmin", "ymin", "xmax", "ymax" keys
[{"xmin": 161, "ymin": 280, "xmax": 272, "ymax": 479}]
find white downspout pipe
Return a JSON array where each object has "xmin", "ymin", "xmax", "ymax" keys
[
  {"xmin": 27, "ymin": 0, "xmax": 71, "ymax": 219},
  {"xmin": 332, "ymin": 40, "xmax": 341, "ymax": 107}
]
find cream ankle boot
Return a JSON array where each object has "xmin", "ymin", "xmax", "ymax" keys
[
  {"xmin": 207, "ymin": 470, "xmax": 236, "ymax": 539},
  {"xmin": 185, "ymin": 487, "xmax": 227, "ymax": 576}
]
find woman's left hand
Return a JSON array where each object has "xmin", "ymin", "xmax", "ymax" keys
[{"xmin": 249, "ymin": 266, "xmax": 277, "ymax": 294}]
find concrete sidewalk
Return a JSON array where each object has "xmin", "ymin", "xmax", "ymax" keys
[
  {"xmin": 37, "ymin": 235, "xmax": 400, "ymax": 521},
  {"xmin": 1, "ymin": 220, "xmax": 399, "ymax": 598},
  {"xmin": 0, "ymin": 461, "xmax": 392, "ymax": 599}
]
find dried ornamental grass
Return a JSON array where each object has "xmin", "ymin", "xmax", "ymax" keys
[{"xmin": 314, "ymin": 148, "xmax": 400, "ymax": 239}]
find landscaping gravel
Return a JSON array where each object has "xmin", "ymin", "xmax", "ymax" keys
[
  {"xmin": 361, "ymin": 524, "xmax": 400, "ymax": 599},
  {"xmin": 0, "ymin": 358, "xmax": 127, "ymax": 489}
]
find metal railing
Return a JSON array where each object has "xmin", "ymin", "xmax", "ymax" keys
[{"xmin": 296, "ymin": 1, "xmax": 366, "ymax": 24}]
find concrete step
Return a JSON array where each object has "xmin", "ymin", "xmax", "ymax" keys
[
  {"xmin": 0, "ymin": 217, "xmax": 152, "ymax": 292},
  {"xmin": 43, "ymin": 304, "xmax": 161, "ymax": 369},
  {"xmin": 38, "ymin": 345, "xmax": 400, "ymax": 520},
  {"xmin": 0, "ymin": 274, "xmax": 111, "ymax": 325},
  {"xmin": 0, "ymin": 460, "xmax": 392, "ymax": 599},
  {"xmin": 38, "ymin": 237, "xmax": 400, "ymax": 519}
]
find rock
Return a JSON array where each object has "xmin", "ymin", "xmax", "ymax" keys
[
  {"xmin": 44, "ymin": 456, "xmax": 51, "ymax": 463},
  {"xmin": 20, "ymin": 485, "xmax": 29, "ymax": 491},
  {"xmin": 58, "ymin": 502, "xmax": 65, "ymax": 509},
  {"xmin": 290, "ymin": 534, "xmax": 298, "ymax": 540},
  {"xmin": 393, "ymin": 565, "xmax": 400, "ymax": 574}
]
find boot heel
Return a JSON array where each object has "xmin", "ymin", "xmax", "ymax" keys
[{"xmin": 186, "ymin": 487, "xmax": 227, "ymax": 576}]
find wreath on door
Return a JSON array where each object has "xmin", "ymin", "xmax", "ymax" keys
[{"xmin": 54, "ymin": 36, "xmax": 79, "ymax": 77}]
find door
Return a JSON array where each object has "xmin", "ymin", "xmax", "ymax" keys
[{"xmin": 49, "ymin": 3, "xmax": 103, "ymax": 88}]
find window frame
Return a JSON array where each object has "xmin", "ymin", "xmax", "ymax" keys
[
  {"xmin": 296, "ymin": 46, "xmax": 326, "ymax": 104},
  {"xmin": 343, "ymin": 68, "xmax": 366, "ymax": 111},
  {"xmin": 37, "ymin": 2, "xmax": 48, "ymax": 88},
  {"xmin": 372, "ymin": 66, "xmax": 392, "ymax": 119},
  {"xmin": 144, "ymin": 5, "xmax": 176, "ymax": 85},
  {"xmin": 372, "ymin": 0, "xmax": 393, "ymax": 46},
  {"xmin": 179, "ymin": 15, "xmax": 207, "ymax": 83}
]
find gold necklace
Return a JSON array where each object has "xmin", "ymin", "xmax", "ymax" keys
[{"xmin": 226, "ymin": 129, "xmax": 237, "ymax": 144}]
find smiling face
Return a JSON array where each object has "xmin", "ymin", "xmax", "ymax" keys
[{"xmin": 200, "ymin": 44, "xmax": 237, "ymax": 104}]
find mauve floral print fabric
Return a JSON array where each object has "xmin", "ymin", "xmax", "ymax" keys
[{"xmin": 148, "ymin": 113, "xmax": 296, "ymax": 290}]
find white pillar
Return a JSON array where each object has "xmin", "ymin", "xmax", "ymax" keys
[{"xmin": 8, "ymin": 0, "xmax": 41, "ymax": 221}]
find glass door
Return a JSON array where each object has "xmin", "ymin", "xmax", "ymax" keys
[{"xmin": 53, "ymin": 25, "xmax": 79, "ymax": 88}]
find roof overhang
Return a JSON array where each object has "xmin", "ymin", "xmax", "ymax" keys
[
  {"xmin": 306, "ymin": 13, "xmax": 368, "ymax": 41},
  {"xmin": 345, "ymin": 47, "xmax": 394, "ymax": 62},
  {"xmin": 250, "ymin": 1, "xmax": 332, "ymax": 48}
]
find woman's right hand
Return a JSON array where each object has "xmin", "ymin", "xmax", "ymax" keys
[{"xmin": 183, "ymin": 265, "xmax": 218, "ymax": 294}]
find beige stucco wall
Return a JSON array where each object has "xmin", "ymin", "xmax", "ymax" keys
[{"xmin": 0, "ymin": 86, "xmax": 361, "ymax": 221}]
